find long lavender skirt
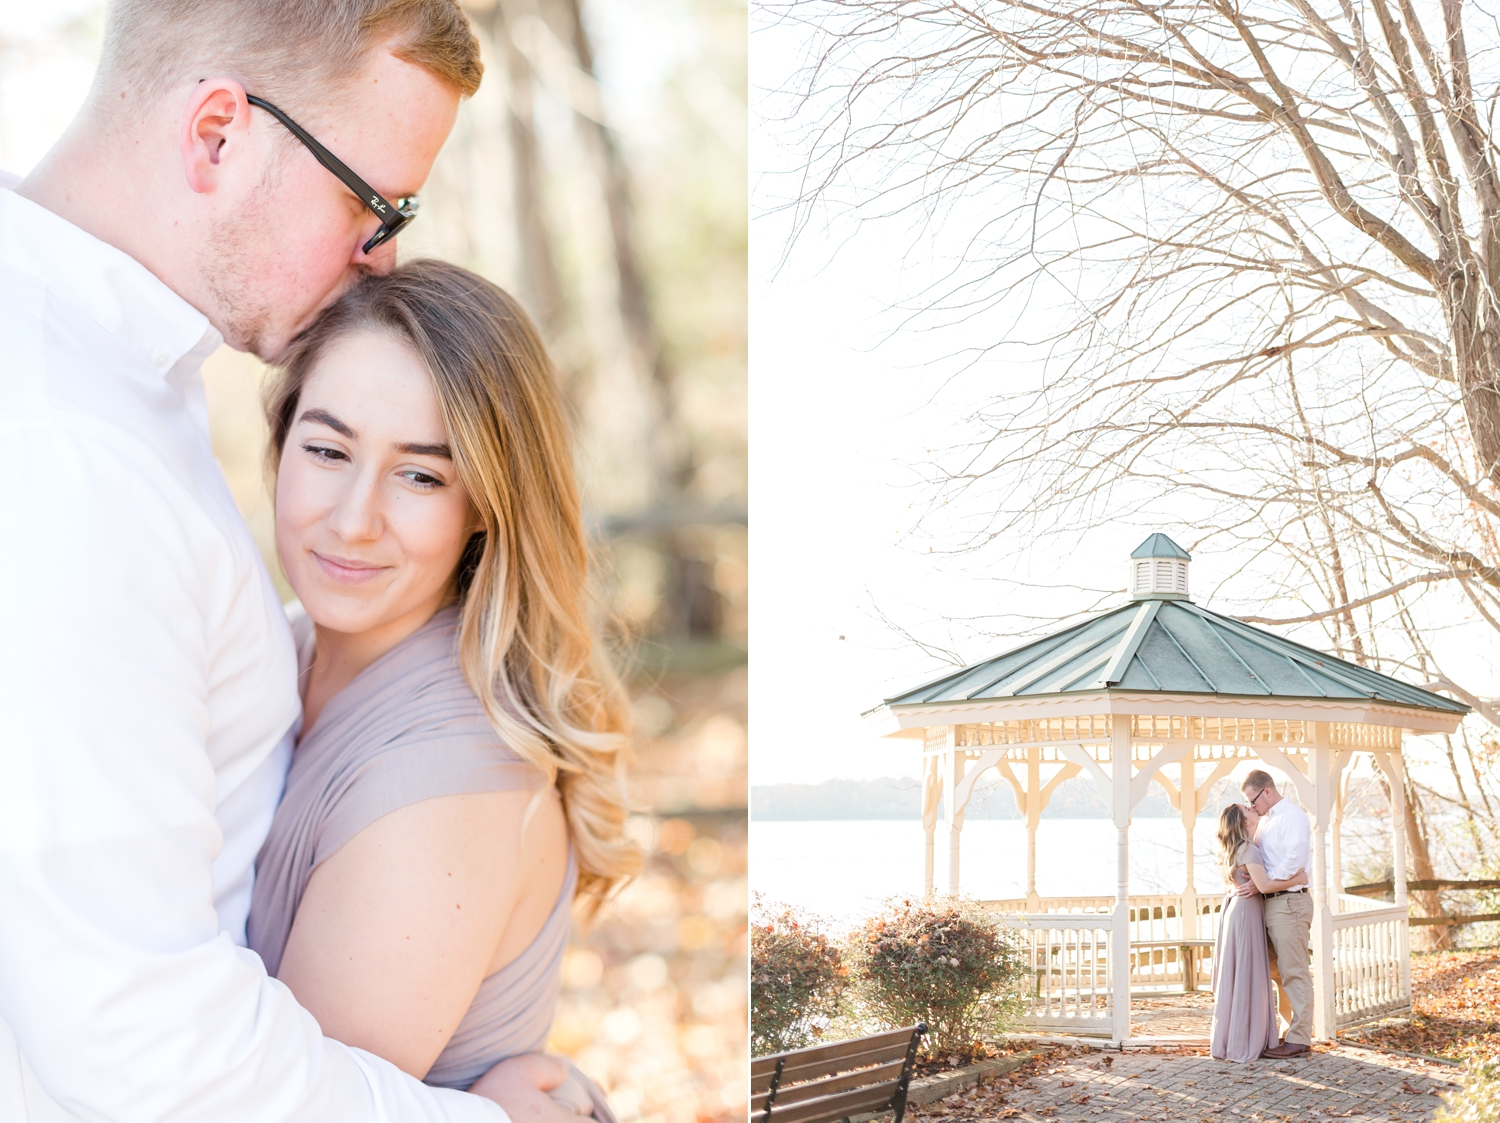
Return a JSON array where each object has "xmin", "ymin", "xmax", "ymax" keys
[{"xmin": 1209, "ymin": 890, "xmax": 1279, "ymax": 1062}]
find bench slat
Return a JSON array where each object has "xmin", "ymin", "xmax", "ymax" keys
[
  {"xmin": 775, "ymin": 1034, "xmax": 913, "ymax": 1084},
  {"xmin": 774, "ymin": 1059, "xmax": 907, "ymax": 1108},
  {"xmin": 751, "ymin": 1056, "xmax": 781, "ymax": 1080},
  {"xmin": 760, "ymin": 1025, "xmax": 917, "ymax": 1070},
  {"xmin": 770, "ymin": 1080, "xmax": 902, "ymax": 1123}
]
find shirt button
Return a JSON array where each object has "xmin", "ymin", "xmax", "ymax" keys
[{"xmin": 152, "ymin": 347, "xmax": 170, "ymax": 368}]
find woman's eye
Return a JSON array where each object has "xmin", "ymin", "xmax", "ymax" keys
[
  {"xmin": 400, "ymin": 470, "xmax": 443, "ymax": 489},
  {"xmin": 302, "ymin": 443, "xmax": 348, "ymax": 463}
]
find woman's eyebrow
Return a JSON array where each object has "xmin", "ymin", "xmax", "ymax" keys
[
  {"xmin": 396, "ymin": 441, "xmax": 452, "ymax": 458},
  {"xmin": 299, "ymin": 408, "xmax": 355, "ymax": 438}
]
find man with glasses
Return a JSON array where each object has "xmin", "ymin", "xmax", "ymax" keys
[
  {"xmin": 0, "ymin": 2, "xmax": 581, "ymax": 1121},
  {"xmin": 1239, "ymin": 770, "xmax": 1313, "ymax": 1057}
]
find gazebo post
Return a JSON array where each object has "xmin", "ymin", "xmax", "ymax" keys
[
  {"xmin": 943, "ymin": 727, "xmax": 965, "ymax": 896},
  {"xmin": 1330, "ymin": 766, "xmax": 1349, "ymax": 903},
  {"xmin": 1388, "ymin": 752, "xmax": 1412, "ymax": 1003},
  {"xmin": 922, "ymin": 753, "xmax": 941, "ymax": 898},
  {"xmin": 1111, "ymin": 723, "xmax": 1132, "ymax": 1044},
  {"xmin": 1310, "ymin": 727, "xmax": 1336, "ymax": 1041},
  {"xmin": 1180, "ymin": 757, "xmax": 1198, "ymax": 940},
  {"xmin": 1026, "ymin": 743, "xmax": 1041, "ymax": 907}
]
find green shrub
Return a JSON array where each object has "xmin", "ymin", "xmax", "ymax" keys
[
  {"xmin": 1437, "ymin": 1059, "xmax": 1500, "ymax": 1123},
  {"xmin": 750, "ymin": 895, "xmax": 850, "ymax": 1056},
  {"xmin": 846, "ymin": 897, "xmax": 1028, "ymax": 1059}
]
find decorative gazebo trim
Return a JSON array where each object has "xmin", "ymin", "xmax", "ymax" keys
[{"xmin": 868, "ymin": 535, "xmax": 1468, "ymax": 1045}]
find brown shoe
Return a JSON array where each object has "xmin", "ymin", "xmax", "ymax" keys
[{"xmin": 1263, "ymin": 1042, "xmax": 1310, "ymax": 1058}]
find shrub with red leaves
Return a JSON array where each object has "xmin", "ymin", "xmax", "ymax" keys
[
  {"xmin": 848, "ymin": 898, "xmax": 1028, "ymax": 1058},
  {"xmin": 751, "ymin": 894, "xmax": 850, "ymax": 1056}
]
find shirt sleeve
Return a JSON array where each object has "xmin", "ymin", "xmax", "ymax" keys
[{"xmin": 0, "ymin": 421, "xmax": 508, "ymax": 1122}]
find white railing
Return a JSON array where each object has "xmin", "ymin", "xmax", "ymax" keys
[
  {"xmin": 1008, "ymin": 913, "xmax": 1113, "ymax": 1034},
  {"xmin": 985, "ymin": 894, "xmax": 1225, "ymax": 993},
  {"xmin": 1332, "ymin": 904, "xmax": 1410, "ymax": 1027},
  {"xmin": 989, "ymin": 892, "xmax": 1411, "ymax": 1034}
]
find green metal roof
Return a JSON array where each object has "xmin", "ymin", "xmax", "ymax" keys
[
  {"xmin": 1131, "ymin": 533, "xmax": 1191, "ymax": 560},
  {"xmin": 883, "ymin": 598, "xmax": 1469, "ymax": 715}
]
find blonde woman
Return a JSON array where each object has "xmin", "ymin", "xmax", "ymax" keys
[
  {"xmin": 1209, "ymin": 802, "xmax": 1306, "ymax": 1062},
  {"xmin": 245, "ymin": 261, "xmax": 637, "ymax": 1112}
]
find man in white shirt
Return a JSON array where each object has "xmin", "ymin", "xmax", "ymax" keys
[
  {"xmin": 1242, "ymin": 769, "xmax": 1314, "ymax": 1057},
  {"xmin": 0, "ymin": 2, "xmax": 578, "ymax": 1119}
]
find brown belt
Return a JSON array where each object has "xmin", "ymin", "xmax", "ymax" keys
[{"xmin": 1263, "ymin": 888, "xmax": 1306, "ymax": 900}]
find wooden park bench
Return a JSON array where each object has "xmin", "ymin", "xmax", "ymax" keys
[{"xmin": 751, "ymin": 1024, "xmax": 927, "ymax": 1123}]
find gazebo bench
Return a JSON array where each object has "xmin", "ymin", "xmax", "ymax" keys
[
  {"xmin": 752, "ymin": 1024, "xmax": 926, "ymax": 1123},
  {"xmin": 1130, "ymin": 937, "xmax": 1216, "ymax": 991}
]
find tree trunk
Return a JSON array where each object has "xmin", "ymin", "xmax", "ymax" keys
[
  {"xmin": 1402, "ymin": 777, "xmax": 1452, "ymax": 951},
  {"xmin": 1445, "ymin": 264, "xmax": 1500, "ymax": 490},
  {"xmin": 485, "ymin": 2, "xmax": 569, "ymax": 345}
]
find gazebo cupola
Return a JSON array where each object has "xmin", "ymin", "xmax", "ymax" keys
[
  {"xmin": 1129, "ymin": 533, "xmax": 1191, "ymax": 599},
  {"xmin": 863, "ymin": 533, "xmax": 1468, "ymax": 1045}
]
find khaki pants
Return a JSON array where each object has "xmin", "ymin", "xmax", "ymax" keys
[{"xmin": 1264, "ymin": 891, "xmax": 1314, "ymax": 1046}]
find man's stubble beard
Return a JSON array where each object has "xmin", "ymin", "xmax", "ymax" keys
[{"xmin": 198, "ymin": 158, "xmax": 284, "ymax": 359}]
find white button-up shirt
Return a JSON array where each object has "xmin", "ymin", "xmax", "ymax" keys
[
  {"xmin": 1257, "ymin": 796, "xmax": 1312, "ymax": 884},
  {"xmin": 0, "ymin": 184, "xmax": 504, "ymax": 1122}
]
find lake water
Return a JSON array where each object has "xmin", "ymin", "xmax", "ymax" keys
[{"xmin": 752, "ymin": 818, "xmax": 1241, "ymax": 929}]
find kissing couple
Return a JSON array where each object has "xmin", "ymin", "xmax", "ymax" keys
[
  {"xmin": 0, "ymin": 2, "xmax": 633, "ymax": 1121},
  {"xmin": 1210, "ymin": 770, "xmax": 1316, "ymax": 1062}
]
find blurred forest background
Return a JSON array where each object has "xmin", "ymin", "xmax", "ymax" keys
[{"xmin": 0, "ymin": 3, "xmax": 746, "ymax": 1121}]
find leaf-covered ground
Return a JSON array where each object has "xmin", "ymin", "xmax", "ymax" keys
[{"xmin": 1353, "ymin": 948, "xmax": 1500, "ymax": 1063}]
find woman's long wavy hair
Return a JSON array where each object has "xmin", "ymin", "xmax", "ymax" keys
[
  {"xmin": 1217, "ymin": 804, "xmax": 1254, "ymax": 875},
  {"xmin": 266, "ymin": 259, "xmax": 640, "ymax": 909}
]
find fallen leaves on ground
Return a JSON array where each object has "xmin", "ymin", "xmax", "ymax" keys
[
  {"xmin": 907, "ymin": 1047, "xmax": 1081, "ymax": 1121},
  {"xmin": 1354, "ymin": 948, "xmax": 1500, "ymax": 1063}
]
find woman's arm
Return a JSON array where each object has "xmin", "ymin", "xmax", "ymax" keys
[
  {"xmin": 276, "ymin": 788, "xmax": 567, "ymax": 1079},
  {"xmin": 1244, "ymin": 863, "xmax": 1308, "ymax": 895}
]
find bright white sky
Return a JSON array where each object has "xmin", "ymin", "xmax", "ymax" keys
[{"xmin": 746, "ymin": 18, "xmax": 1159, "ymax": 785}]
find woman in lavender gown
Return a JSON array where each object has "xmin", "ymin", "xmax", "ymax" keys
[
  {"xmin": 245, "ymin": 261, "xmax": 636, "ymax": 1113},
  {"xmin": 1210, "ymin": 803, "xmax": 1306, "ymax": 1062}
]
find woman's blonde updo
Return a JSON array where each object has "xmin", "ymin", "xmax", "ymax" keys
[{"xmin": 267, "ymin": 258, "xmax": 640, "ymax": 908}]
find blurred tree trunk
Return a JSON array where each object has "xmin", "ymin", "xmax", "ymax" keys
[
  {"xmin": 469, "ymin": 0, "xmax": 727, "ymax": 644},
  {"xmin": 478, "ymin": 1, "xmax": 568, "ymax": 346}
]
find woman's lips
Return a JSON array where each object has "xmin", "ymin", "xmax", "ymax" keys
[{"xmin": 311, "ymin": 551, "xmax": 391, "ymax": 586}]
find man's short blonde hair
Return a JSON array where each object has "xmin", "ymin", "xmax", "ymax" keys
[
  {"xmin": 1242, "ymin": 770, "xmax": 1276, "ymax": 795},
  {"xmin": 97, "ymin": 0, "xmax": 482, "ymax": 119}
]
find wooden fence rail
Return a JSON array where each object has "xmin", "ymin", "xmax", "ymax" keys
[
  {"xmin": 1345, "ymin": 880, "xmax": 1500, "ymax": 928},
  {"xmin": 1345, "ymin": 879, "xmax": 1500, "ymax": 895}
]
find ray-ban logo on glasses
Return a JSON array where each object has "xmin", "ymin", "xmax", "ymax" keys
[{"xmin": 369, "ymin": 197, "xmax": 388, "ymax": 214}]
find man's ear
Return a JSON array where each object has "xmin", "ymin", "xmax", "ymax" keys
[{"xmin": 180, "ymin": 79, "xmax": 254, "ymax": 195}]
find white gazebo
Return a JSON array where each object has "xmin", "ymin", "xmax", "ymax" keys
[{"xmin": 865, "ymin": 534, "xmax": 1468, "ymax": 1044}]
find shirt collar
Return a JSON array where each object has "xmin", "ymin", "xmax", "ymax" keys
[{"xmin": 0, "ymin": 180, "xmax": 222, "ymax": 375}]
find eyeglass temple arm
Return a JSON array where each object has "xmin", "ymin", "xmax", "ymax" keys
[{"xmin": 244, "ymin": 95, "xmax": 400, "ymax": 225}]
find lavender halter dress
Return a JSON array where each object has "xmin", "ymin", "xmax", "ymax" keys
[
  {"xmin": 247, "ymin": 606, "xmax": 614, "ymax": 1113},
  {"xmin": 1209, "ymin": 841, "xmax": 1279, "ymax": 1062}
]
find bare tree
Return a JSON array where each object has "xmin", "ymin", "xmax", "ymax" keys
[{"xmin": 767, "ymin": 0, "xmax": 1500, "ymax": 933}]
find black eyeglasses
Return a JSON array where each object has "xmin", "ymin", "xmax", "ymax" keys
[{"xmin": 246, "ymin": 94, "xmax": 419, "ymax": 255}]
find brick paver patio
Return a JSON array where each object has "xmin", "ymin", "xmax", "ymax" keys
[{"xmin": 913, "ymin": 1044, "xmax": 1463, "ymax": 1122}]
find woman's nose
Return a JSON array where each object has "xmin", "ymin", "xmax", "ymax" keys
[{"xmin": 326, "ymin": 471, "xmax": 383, "ymax": 541}]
